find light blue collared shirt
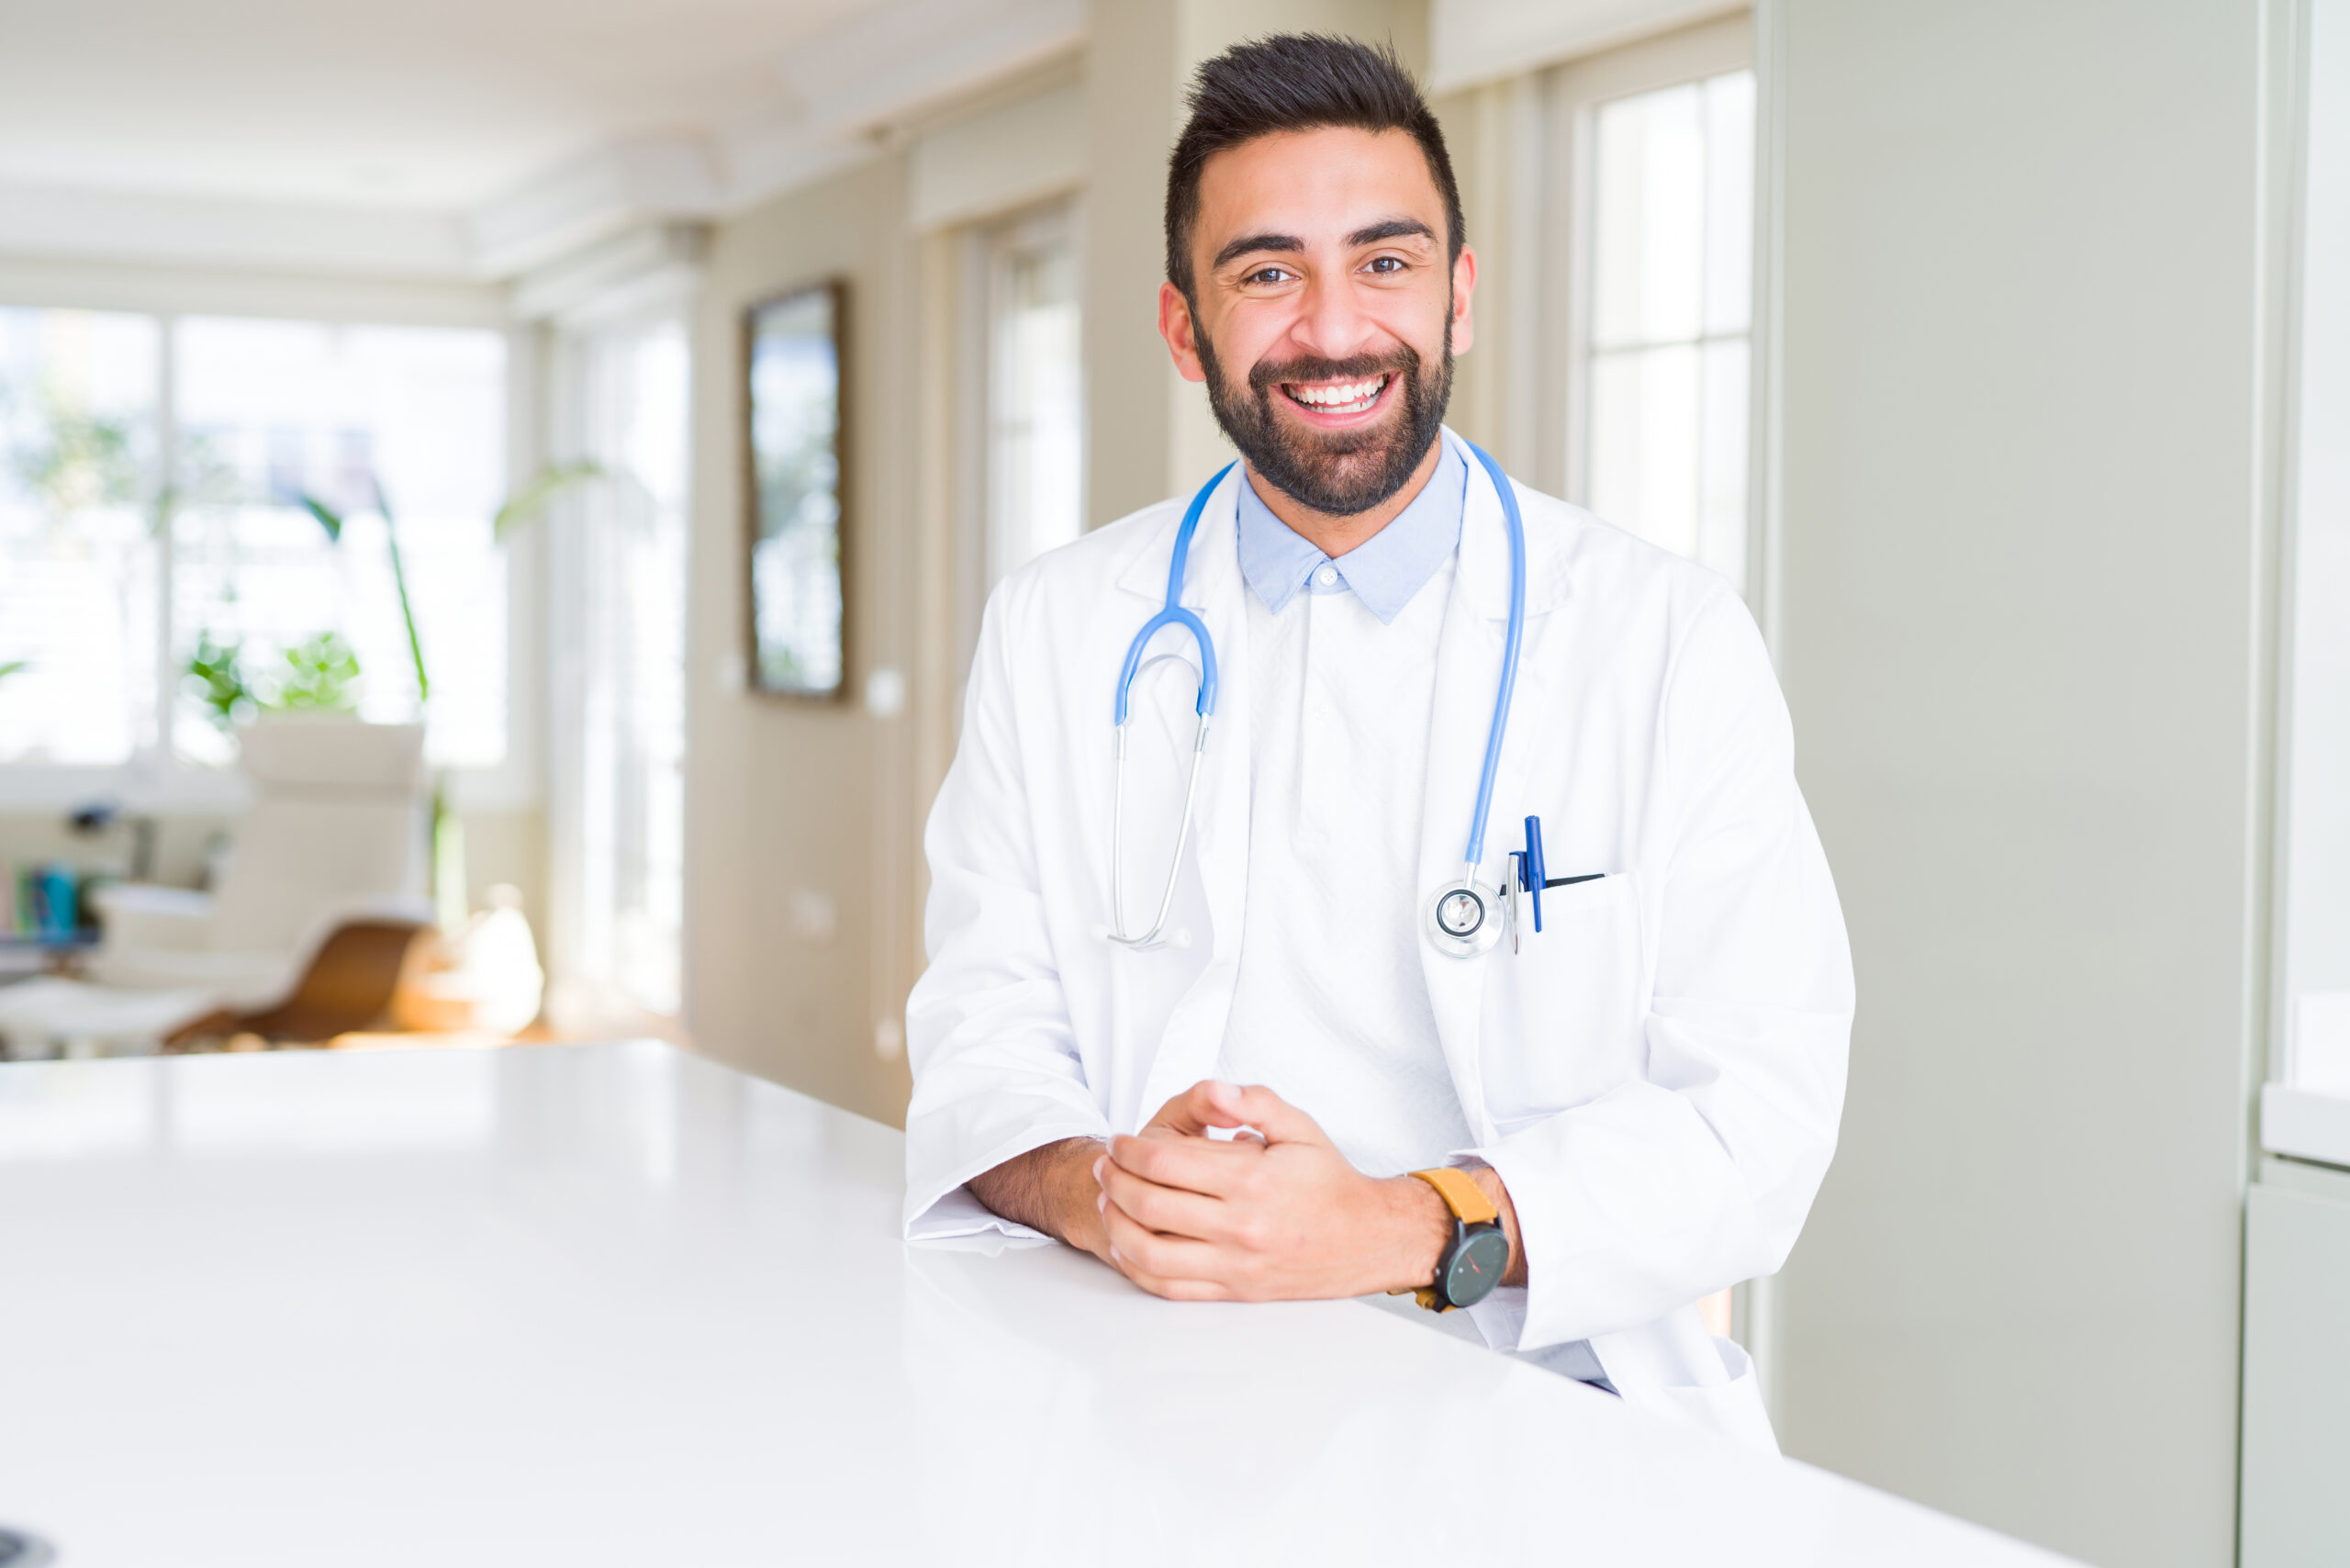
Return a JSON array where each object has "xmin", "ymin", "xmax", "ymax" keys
[{"xmin": 1233, "ymin": 440, "xmax": 1466, "ymax": 623}]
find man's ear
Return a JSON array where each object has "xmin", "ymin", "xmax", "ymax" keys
[
  {"xmin": 1158, "ymin": 281, "xmax": 1208, "ymax": 385},
  {"xmin": 1449, "ymin": 243, "xmax": 1478, "ymax": 357}
]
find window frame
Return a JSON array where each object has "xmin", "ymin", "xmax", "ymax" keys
[
  {"xmin": 982, "ymin": 199, "xmax": 1084, "ymax": 589},
  {"xmin": 1542, "ymin": 13, "xmax": 1760, "ymax": 594},
  {"xmin": 542, "ymin": 287, "xmax": 695, "ymax": 1032},
  {"xmin": 0, "ymin": 263, "xmax": 535, "ymax": 815},
  {"xmin": 1493, "ymin": 6, "xmax": 1767, "ymax": 1367},
  {"xmin": 951, "ymin": 194, "xmax": 1085, "ymax": 705}
]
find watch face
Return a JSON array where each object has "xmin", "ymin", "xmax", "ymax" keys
[{"xmin": 1444, "ymin": 1226, "xmax": 1511, "ymax": 1308}]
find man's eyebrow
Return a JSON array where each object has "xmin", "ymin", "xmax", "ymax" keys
[
  {"xmin": 1213, "ymin": 231, "xmax": 1304, "ymax": 271},
  {"xmin": 1347, "ymin": 218, "xmax": 1437, "ymax": 248}
]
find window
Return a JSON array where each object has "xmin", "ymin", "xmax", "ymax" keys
[
  {"xmin": 1582, "ymin": 71, "xmax": 1755, "ymax": 588},
  {"xmin": 2277, "ymin": 0, "xmax": 2350, "ymax": 1076},
  {"xmin": 1550, "ymin": 17, "xmax": 1758, "ymax": 594},
  {"xmin": 0, "ymin": 308, "xmax": 161, "ymax": 765},
  {"xmin": 1530, "ymin": 15, "xmax": 1759, "ymax": 1348},
  {"xmin": 173, "ymin": 319, "xmax": 509, "ymax": 767},
  {"xmin": 952, "ymin": 199, "xmax": 1084, "ymax": 702},
  {"xmin": 982, "ymin": 201, "xmax": 1083, "ymax": 590},
  {"xmin": 0, "ymin": 307, "xmax": 509, "ymax": 777},
  {"xmin": 546, "ymin": 316, "xmax": 689, "ymax": 1026}
]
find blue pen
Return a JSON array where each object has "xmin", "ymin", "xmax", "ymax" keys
[{"xmin": 1516, "ymin": 816, "xmax": 1605, "ymax": 937}]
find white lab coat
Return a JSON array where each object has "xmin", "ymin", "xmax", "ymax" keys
[{"xmin": 904, "ymin": 433, "xmax": 1853, "ymax": 1452}]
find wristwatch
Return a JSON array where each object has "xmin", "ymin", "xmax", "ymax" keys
[{"xmin": 1399, "ymin": 1166, "xmax": 1512, "ymax": 1312}]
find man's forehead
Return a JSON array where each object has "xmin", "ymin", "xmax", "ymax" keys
[{"xmin": 1194, "ymin": 127, "xmax": 1445, "ymax": 247}]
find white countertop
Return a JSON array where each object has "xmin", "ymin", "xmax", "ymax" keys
[
  {"xmin": 2262, "ymin": 1081, "xmax": 2350, "ymax": 1170},
  {"xmin": 0, "ymin": 1042, "xmax": 2068, "ymax": 1567}
]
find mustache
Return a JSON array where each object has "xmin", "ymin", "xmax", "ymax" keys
[{"xmin": 1246, "ymin": 348, "xmax": 1421, "ymax": 397}]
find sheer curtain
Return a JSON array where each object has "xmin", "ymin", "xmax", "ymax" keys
[
  {"xmin": 544, "ymin": 315, "xmax": 689, "ymax": 1033},
  {"xmin": 984, "ymin": 202, "xmax": 1084, "ymax": 588}
]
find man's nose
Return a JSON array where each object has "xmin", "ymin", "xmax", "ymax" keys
[{"xmin": 1287, "ymin": 268, "xmax": 1381, "ymax": 362}]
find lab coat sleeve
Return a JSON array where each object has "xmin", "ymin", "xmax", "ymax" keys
[
  {"xmin": 1468, "ymin": 588, "xmax": 1853, "ymax": 1352},
  {"xmin": 901, "ymin": 579, "xmax": 1112, "ymax": 1241}
]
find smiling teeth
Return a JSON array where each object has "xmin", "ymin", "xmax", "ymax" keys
[{"xmin": 1288, "ymin": 376, "xmax": 1386, "ymax": 409}]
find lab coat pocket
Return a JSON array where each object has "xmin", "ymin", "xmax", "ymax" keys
[
  {"xmin": 1481, "ymin": 871, "xmax": 1646, "ymax": 1123},
  {"xmin": 1662, "ymin": 1338, "xmax": 1779, "ymax": 1455}
]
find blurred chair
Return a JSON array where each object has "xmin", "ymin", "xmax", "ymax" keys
[
  {"xmin": 0, "ymin": 919, "xmax": 427, "ymax": 1057},
  {"xmin": 0, "ymin": 717, "xmax": 434, "ymax": 1058},
  {"xmin": 92, "ymin": 717, "xmax": 431, "ymax": 1001}
]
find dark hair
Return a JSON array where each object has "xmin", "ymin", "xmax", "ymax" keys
[{"xmin": 1164, "ymin": 34, "xmax": 1465, "ymax": 300}]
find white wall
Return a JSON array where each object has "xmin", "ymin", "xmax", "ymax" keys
[
  {"xmin": 1764, "ymin": 3, "xmax": 2287, "ymax": 1564},
  {"xmin": 683, "ymin": 151, "xmax": 923, "ymax": 1126}
]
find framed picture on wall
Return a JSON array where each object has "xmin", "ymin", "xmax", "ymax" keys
[{"xmin": 744, "ymin": 279, "xmax": 847, "ymax": 699}]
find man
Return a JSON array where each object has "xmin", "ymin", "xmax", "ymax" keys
[{"xmin": 903, "ymin": 34, "xmax": 1852, "ymax": 1451}]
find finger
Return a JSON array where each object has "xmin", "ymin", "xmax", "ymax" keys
[
  {"xmin": 1136, "ymin": 1121, "xmax": 1262, "ymax": 1146},
  {"xmin": 1212, "ymin": 1082, "xmax": 1329, "ymax": 1147},
  {"xmin": 1099, "ymin": 1159, "xmax": 1231, "ymax": 1239},
  {"xmin": 1142, "ymin": 1080, "xmax": 1256, "ymax": 1137},
  {"xmin": 1100, "ymin": 1195, "xmax": 1227, "ymax": 1280},
  {"xmin": 1107, "ymin": 1131, "xmax": 1259, "ymax": 1197}
]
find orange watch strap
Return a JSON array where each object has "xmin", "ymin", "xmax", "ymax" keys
[{"xmin": 1409, "ymin": 1166, "xmax": 1499, "ymax": 1226}]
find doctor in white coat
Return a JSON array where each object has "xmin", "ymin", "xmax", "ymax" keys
[{"xmin": 903, "ymin": 35, "xmax": 1852, "ymax": 1452}]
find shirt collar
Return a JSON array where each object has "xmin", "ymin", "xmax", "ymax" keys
[{"xmin": 1234, "ymin": 438, "xmax": 1467, "ymax": 623}]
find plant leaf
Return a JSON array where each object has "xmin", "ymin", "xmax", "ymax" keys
[
  {"xmin": 297, "ymin": 493, "xmax": 344, "ymax": 543},
  {"xmin": 0, "ymin": 659, "xmax": 28, "ymax": 681},
  {"xmin": 492, "ymin": 460, "xmax": 606, "ymax": 538}
]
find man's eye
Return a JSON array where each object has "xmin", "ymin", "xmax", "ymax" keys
[
  {"xmin": 1366, "ymin": 256, "xmax": 1405, "ymax": 274},
  {"xmin": 1244, "ymin": 267, "xmax": 1293, "ymax": 286}
]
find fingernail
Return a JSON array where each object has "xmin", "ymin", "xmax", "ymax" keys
[
  {"xmin": 1092, "ymin": 1155, "xmax": 1107, "ymax": 1182},
  {"xmin": 1096, "ymin": 1193, "xmax": 1106, "ymax": 1213},
  {"xmin": 1110, "ymin": 1246, "xmax": 1123, "ymax": 1264},
  {"xmin": 1210, "ymin": 1080, "xmax": 1239, "ymax": 1105}
]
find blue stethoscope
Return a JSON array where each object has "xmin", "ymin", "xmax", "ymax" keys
[{"xmin": 1107, "ymin": 438, "xmax": 1595, "ymax": 958}]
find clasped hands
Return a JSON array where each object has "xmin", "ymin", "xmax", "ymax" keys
[{"xmin": 1041, "ymin": 1080, "xmax": 1521, "ymax": 1303}]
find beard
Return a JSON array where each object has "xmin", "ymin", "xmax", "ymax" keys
[{"xmin": 1196, "ymin": 320, "xmax": 1454, "ymax": 520}]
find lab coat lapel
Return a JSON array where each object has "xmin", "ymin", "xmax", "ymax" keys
[
  {"xmin": 1416, "ymin": 440, "xmax": 1545, "ymax": 1144},
  {"xmin": 1120, "ymin": 470, "xmax": 1254, "ymax": 1125}
]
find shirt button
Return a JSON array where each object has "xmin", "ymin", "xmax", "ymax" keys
[{"xmin": 1315, "ymin": 566, "xmax": 1337, "ymax": 588}]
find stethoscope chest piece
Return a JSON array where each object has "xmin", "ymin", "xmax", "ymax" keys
[{"xmin": 1425, "ymin": 876, "xmax": 1505, "ymax": 959}]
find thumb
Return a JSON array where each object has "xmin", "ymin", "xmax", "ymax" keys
[{"xmin": 1205, "ymin": 1081, "xmax": 1328, "ymax": 1147}]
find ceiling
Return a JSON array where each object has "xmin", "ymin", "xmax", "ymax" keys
[
  {"xmin": 0, "ymin": 0, "xmax": 890, "ymax": 207},
  {"xmin": 0, "ymin": 0, "xmax": 1084, "ymax": 278}
]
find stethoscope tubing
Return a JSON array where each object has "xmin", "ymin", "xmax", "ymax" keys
[
  {"xmin": 1459, "ymin": 441, "xmax": 1527, "ymax": 872},
  {"xmin": 1107, "ymin": 439, "xmax": 1528, "ymax": 951},
  {"xmin": 1106, "ymin": 462, "xmax": 1232, "ymax": 946},
  {"xmin": 1112, "ymin": 462, "xmax": 1233, "ymax": 725}
]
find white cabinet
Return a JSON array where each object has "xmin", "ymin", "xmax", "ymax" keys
[{"xmin": 2241, "ymin": 1157, "xmax": 2350, "ymax": 1566}]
